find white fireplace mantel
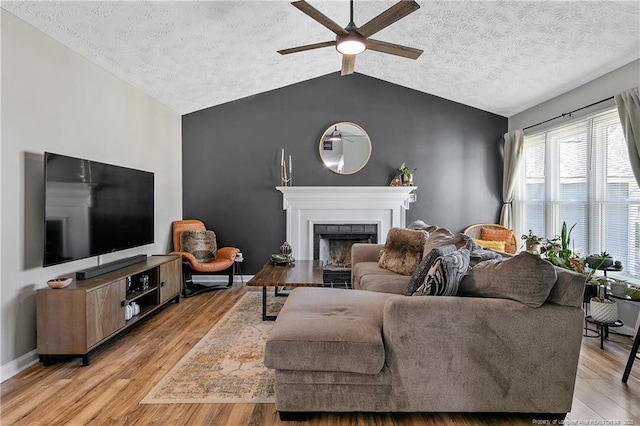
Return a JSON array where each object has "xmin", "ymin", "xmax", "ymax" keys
[{"xmin": 276, "ymin": 186, "xmax": 417, "ymax": 260}]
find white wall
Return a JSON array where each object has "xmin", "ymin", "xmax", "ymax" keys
[
  {"xmin": 1, "ymin": 10, "xmax": 183, "ymax": 381},
  {"xmin": 509, "ymin": 59, "xmax": 639, "ymax": 132}
]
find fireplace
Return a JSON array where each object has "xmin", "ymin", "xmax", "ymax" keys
[
  {"xmin": 313, "ymin": 224, "xmax": 378, "ymax": 286},
  {"xmin": 277, "ymin": 186, "xmax": 416, "ymax": 258}
]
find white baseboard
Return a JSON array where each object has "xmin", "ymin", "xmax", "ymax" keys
[{"xmin": 1, "ymin": 349, "xmax": 39, "ymax": 383}]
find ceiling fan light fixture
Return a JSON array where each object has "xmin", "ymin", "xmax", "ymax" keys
[{"xmin": 336, "ymin": 33, "xmax": 366, "ymax": 55}]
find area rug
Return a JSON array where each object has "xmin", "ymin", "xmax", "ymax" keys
[{"xmin": 140, "ymin": 291, "xmax": 282, "ymax": 404}]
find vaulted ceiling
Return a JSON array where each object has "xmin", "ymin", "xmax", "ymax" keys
[{"xmin": 3, "ymin": 1, "xmax": 639, "ymax": 116}]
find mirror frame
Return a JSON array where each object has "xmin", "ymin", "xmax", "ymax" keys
[{"xmin": 318, "ymin": 122, "xmax": 372, "ymax": 175}]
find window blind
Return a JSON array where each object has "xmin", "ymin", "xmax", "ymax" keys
[{"xmin": 515, "ymin": 108, "xmax": 640, "ymax": 278}]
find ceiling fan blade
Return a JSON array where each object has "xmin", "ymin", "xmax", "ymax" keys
[
  {"xmin": 278, "ymin": 41, "xmax": 336, "ymax": 55},
  {"xmin": 341, "ymin": 54, "xmax": 356, "ymax": 76},
  {"xmin": 366, "ymin": 39, "xmax": 423, "ymax": 59},
  {"xmin": 291, "ymin": 0, "xmax": 348, "ymax": 35},
  {"xmin": 356, "ymin": 0, "xmax": 420, "ymax": 38}
]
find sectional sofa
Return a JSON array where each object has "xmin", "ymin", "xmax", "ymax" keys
[{"xmin": 264, "ymin": 225, "xmax": 586, "ymax": 420}]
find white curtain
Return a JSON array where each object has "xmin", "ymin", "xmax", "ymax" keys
[
  {"xmin": 615, "ymin": 87, "xmax": 640, "ymax": 186},
  {"xmin": 499, "ymin": 129, "xmax": 524, "ymax": 229}
]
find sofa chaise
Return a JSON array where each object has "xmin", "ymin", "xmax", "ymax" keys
[{"xmin": 264, "ymin": 225, "xmax": 586, "ymax": 420}]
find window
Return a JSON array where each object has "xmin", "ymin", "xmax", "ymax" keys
[{"xmin": 514, "ymin": 108, "xmax": 640, "ymax": 279}]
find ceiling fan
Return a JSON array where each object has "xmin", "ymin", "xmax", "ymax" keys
[{"xmin": 278, "ymin": 0, "xmax": 423, "ymax": 76}]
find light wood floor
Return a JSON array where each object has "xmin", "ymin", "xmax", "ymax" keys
[{"xmin": 2, "ymin": 284, "xmax": 639, "ymax": 425}]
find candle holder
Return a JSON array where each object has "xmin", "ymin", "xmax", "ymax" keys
[{"xmin": 281, "ymin": 176, "xmax": 290, "ymax": 186}]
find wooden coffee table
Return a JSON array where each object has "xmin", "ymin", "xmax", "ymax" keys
[{"xmin": 247, "ymin": 260, "xmax": 324, "ymax": 320}]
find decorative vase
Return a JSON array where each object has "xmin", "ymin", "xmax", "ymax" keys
[
  {"xmin": 525, "ymin": 241, "xmax": 541, "ymax": 254},
  {"xmin": 401, "ymin": 173, "xmax": 413, "ymax": 186},
  {"xmin": 280, "ymin": 242, "xmax": 292, "ymax": 259},
  {"xmin": 590, "ymin": 298, "xmax": 618, "ymax": 323}
]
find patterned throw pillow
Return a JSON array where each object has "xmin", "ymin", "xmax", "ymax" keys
[
  {"xmin": 480, "ymin": 227, "xmax": 514, "ymax": 253},
  {"xmin": 412, "ymin": 248, "xmax": 470, "ymax": 296},
  {"xmin": 405, "ymin": 244, "xmax": 457, "ymax": 295},
  {"xmin": 378, "ymin": 228, "xmax": 428, "ymax": 275},
  {"xmin": 180, "ymin": 230, "xmax": 217, "ymax": 263}
]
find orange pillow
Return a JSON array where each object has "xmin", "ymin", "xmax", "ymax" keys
[{"xmin": 480, "ymin": 227, "xmax": 514, "ymax": 253}]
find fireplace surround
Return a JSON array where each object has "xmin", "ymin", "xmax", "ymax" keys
[{"xmin": 276, "ymin": 186, "xmax": 417, "ymax": 262}]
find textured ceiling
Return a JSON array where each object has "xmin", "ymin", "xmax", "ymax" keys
[{"xmin": 3, "ymin": 1, "xmax": 639, "ymax": 116}]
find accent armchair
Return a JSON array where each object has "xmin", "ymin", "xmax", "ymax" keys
[{"xmin": 170, "ymin": 219, "xmax": 240, "ymax": 297}]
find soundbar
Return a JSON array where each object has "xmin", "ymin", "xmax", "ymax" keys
[{"xmin": 76, "ymin": 254, "xmax": 148, "ymax": 280}]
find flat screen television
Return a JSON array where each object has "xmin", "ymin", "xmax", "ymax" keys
[{"xmin": 44, "ymin": 152, "xmax": 154, "ymax": 267}]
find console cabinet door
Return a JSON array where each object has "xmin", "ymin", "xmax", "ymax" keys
[
  {"xmin": 159, "ymin": 258, "xmax": 181, "ymax": 304},
  {"xmin": 86, "ymin": 279, "xmax": 126, "ymax": 348}
]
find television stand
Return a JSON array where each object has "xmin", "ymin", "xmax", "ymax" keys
[
  {"xmin": 37, "ymin": 255, "xmax": 181, "ymax": 366},
  {"xmin": 76, "ymin": 254, "xmax": 148, "ymax": 279}
]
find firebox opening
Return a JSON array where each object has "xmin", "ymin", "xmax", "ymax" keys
[{"xmin": 313, "ymin": 224, "xmax": 378, "ymax": 287}]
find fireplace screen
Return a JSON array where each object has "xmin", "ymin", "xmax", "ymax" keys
[{"xmin": 313, "ymin": 224, "xmax": 378, "ymax": 285}]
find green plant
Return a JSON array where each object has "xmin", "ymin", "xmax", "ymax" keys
[
  {"xmin": 521, "ymin": 230, "xmax": 542, "ymax": 243},
  {"xmin": 397, "ymin": 162, "xmax": 416, "ymax": 178},
  {"xmin": 544, "ymin": 221, "xmax": 576, "ymax": 270}
]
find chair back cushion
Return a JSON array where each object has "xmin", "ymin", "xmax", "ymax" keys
[
  {"xmin": 180, "ymin": 230, "xmax": 217, "ymax": 263},
  {"xmin": 172, "ymin": 219, "xmax": 206, "ymax": 251}
]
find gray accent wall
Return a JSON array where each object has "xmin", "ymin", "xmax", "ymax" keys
[{"xmin": 182, "ymin": 72, "xmax": 507, "ymax": 274}]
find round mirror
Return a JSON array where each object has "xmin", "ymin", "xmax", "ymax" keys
[{"xmin": 319, "ymin": 122, "xmax": 372, "ymax": 175}]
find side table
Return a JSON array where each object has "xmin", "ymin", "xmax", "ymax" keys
[{"xmin": 585, "ymin": 315, "xmax": 624, "ymax": 349}]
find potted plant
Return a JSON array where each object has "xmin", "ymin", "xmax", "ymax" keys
[
  {"xmin": 610, "ymin": 279, "xmax": 628, "ymax": 298},
  {"xmin": 586, "ymin": 251, "xmax": 613, "ymax": 270},
  {"xmin": 626, "ymin": 285, "xmax": 640, "ymax": 301},
  {"xmin": 589, "ymin": 276, "xmax": 618, "ymax": 323},
  {"xmin": 543, "ymin": 222, "xmax": 578, "ymax": 270},
  {"xmin": 521, "ymin": 230, "xmax": 543, "ymax": 254},
  {"xmin": 397, "ymin": 163, "xmax": 416, "ymax": 186}
]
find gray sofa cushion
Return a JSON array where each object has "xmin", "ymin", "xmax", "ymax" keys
[
  {"xmin": 352, "ymin": 262, "xmax": 409, "ymax": 294},
  {"xmin": 359, "ymin": 273, "xmax": 410, "ymax": 294},
  {"xmin": 458, "ymin": 251, "xmax": 557, "ymax": 308},
  {"xmin": 547, "ymin": 267, "xmax": 586, "ymax": 307},
  {"xmin": 264, "ymin": 288, "xmax": 394, "ymax": 375}
]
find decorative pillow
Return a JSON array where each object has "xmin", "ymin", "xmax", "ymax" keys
[
  {"xmin": 180, "ymin": 230, "xmax": 217, "ymax": 263},
  {"xmin": 405, "ymin": 244, "xmax": 457, "ymax": 295},
  {"xmin": 378, "ymin": 228, "xmax": 428, "ymax": 275},
  {"xmin": 474, "ymin": 238, "xmax": 506, "ymax": 252},
  {"xmin": 458, "ymin": 251, "xmax": 557, "ymax": 308},
  {"xmin": 480, "ymin": 227, "xmax": 514, "ymax": 253},
  {"xmin": 412, "ymin": 248, "xmax": 470, "ymax": 296}
]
